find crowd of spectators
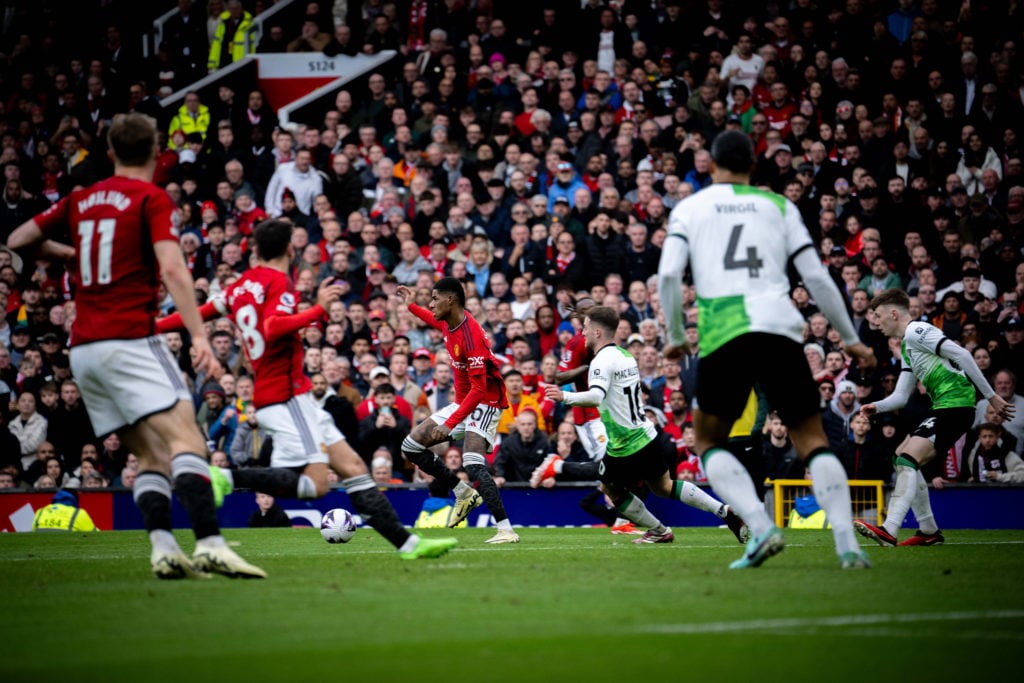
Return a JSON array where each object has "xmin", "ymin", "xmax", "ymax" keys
[{"xmin": 4, "ymin": 1, "xmax": 1024, "ymax": 496}]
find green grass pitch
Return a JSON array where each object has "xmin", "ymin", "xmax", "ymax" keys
[{"xmin": 2, "ymin": 527, "xmax": 1023, "ymax": 683}]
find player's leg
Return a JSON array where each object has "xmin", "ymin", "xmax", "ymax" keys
[
  {"xmin": 212, "ymin": 401, "xmax": 326, "ymax": 504},
  {"xmin": 598, "ymin": 461, "xmax": 673, "ymax": 543},
  {"xmin": 327, "ymin": 436, "xmax": 457, "ymax": 559},
  {"xmin": 462, "ymin": 413, "xmax": 518, "ymax": 543},
  {"xmin": 401, "ymin": 405, "xmax": 464, "ymax": 492},
  {"xmin": 131, "ymin": 401, "xmax": 267, "ymax": 578}
]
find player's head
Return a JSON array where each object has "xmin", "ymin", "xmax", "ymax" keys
[
  {"xmin": 430, "ymin": 276, "xmax": 465, "ymax": 319},
  {"xmin": 108, "ymin": 113, "xmax": 158, "ymax": 167},
  {"xmin": 583, "ymin": 305, "xmax": 619, "ymax": 350},
  {"xmin": 710, "ymin": 130, "xmax": 755, "ymax": 175},
  {"xmin": 252, "ymin": 219, "xmax": 294, "ymax": 262},
  {"xmin": 867, "ymin": 288, "xmax": 910, "ymax": 336},
  {"xmin": 569, "ymin": 293, "xmax": 596, "ymax": 322}
]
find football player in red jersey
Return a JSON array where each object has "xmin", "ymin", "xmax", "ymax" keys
[
  {"xmin": 157, "ymin": 219, "xmax": 457, "ymax": 561},
  {"xmin": 396, "ymin": 278, "xmax": 520, "ymax": 543},
  {"xmin": 6, "ymin": 113, "xmax": 265, "ymax": 579}
]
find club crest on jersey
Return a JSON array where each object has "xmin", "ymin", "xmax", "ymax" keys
[{"xmin": 453, "ymin": 343, "xmax": 460, "ymax": 357}]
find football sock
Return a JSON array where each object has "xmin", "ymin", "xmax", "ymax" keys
[
  {"xmin": 496, "ymin": 518, "xmax": 513, "ymax": 531},
  {"xmin": 133, "ymin": 471, "xmax": 175, "ymax": 543},
  {"xmin": 911, "ymin": 470, "xmax": 939, "ymax": 535},
  {"xmin": 561, "ymin": 461, "xmax": 599, "ymax": 479},
  {"xmin": 580, "ymin": 489, "xmax": 618, "ymax": 525},
  {"xmin": 402, "ymin": 436, "xmax": 460, "ymax": 489},
  {"xmin": 230, "ymin": 468, "xmax": 317, "ymax": 499},
  {"xmin": 703, "ymin": 447, "xmax": 774, "ymax": 537},
  {"xmin": 464, "ymin": 456, "xmax": 508, "ymax": 523},
  {"xmin": 171, "ymin": 453, "xmax": 221, "ymax": 541},
  {"xmin": 343, "ymin": 474, "xmax": 411, "ymax": 549},
  {"xmin": 807, "ymin": 452, "xmax": 859, "ymax": 555},
  {"xmin": 883, "ymin": 463, "xmax": 918, "ymax": 537},
  {"xmin": 616, "ymin": 493, "xmax": 666, "ymax": 533},
  {"xmin": 672, "ymin": 479, "xmax": 727, "ymax": 517}
]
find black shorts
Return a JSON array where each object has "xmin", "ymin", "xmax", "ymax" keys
[
  {"xmin": 910, "ymin": 407, "xmax": 976, "ymax": 455},
  {"xmin": 599, "ymin": 432, "xmax": 672, "ymax": 486},
  {"xmin": 696, "ymin": 333, "xmax": 820, "ymax": 427}
]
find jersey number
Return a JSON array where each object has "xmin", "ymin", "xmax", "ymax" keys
[
  {"xmin": 235, "ymin": 303, "xmax": 266, "ymax": 361},
  {"xmin": 724, "ymin": 223, "xmax": 763, "ymax": 278},
  {"xmin": 77, "ymin": 219, "xmax": 116, "ymax": 286},
  {"xmin": 622, "ymin": 385, "xmax": 645, "ymax": 425}
]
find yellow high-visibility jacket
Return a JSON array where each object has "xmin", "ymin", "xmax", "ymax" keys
[
  {"xmin": 167, "ymin": 103, "xmax": 211, "ymax": 149},
  {"xmin": 33, "ymin": 503, "xmax": 97, "ymax": 532},
  {"xmin": 208, "ymin": 10, "xmax": 256, "ymax": 71}
]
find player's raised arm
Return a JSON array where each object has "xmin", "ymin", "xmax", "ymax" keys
[
  {"xmin": 262, "ymin": 277, "xmax": 341, "ymax": 343},
  {"xmin": 399, "ymin": 284, "xmax": 446, "ymax": 332},
  {"xmin": 153, "ymin": 240, "xmax": 216, "ymax": 376}
]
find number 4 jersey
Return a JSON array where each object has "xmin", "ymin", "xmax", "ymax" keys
[
  {"xmin": 666, "ymin": 184, "xmax": 812, "ymax": 357},
  {"xmin": 35, "ymin": 177, "xmax": 179, "ymax": 345}
]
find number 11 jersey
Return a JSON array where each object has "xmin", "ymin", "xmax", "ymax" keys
[
  {"xmin": 665, "ymin": 184, "xmax": 812, "ymax": 357},
  {"xmin": 35, "ymin": 176, "xmax": 179, "ymax": 345}
]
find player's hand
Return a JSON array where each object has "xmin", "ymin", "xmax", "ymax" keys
[
  {"xmin": 430, "ymin": 423, "xmax": 452, "ymax": 441},
  {"xmin": 662, "ymin": 344, "xmax": 689, "ymax": 362},
  {"xmin": 190, "ymin": 337, "xmax": 217, "ymax": 377},
  {"xmin": 395, "ymin": 285, "xmax": 415, "ymax": 304},
  {"xmin": 932, "ymin": 476, "xmax": 948, "ymax": 490},
  {"xmin": 545, "ymin": 385, "xmax": 565, "ymax": 402},
  {"xmin": 316, "ymin": 278, "xmax": 345, "ymax": 309},
  {"xmin": 846, "ymin": 342, "xmax": 877, "ymax": 369},
  {"xmin": 860, "ymin": 403, "xmax": 877, "ymax": 418},
  {"xmin": 989, "ymin": 395, "xmax": 1015, "ymax": 420},
  {"xmin": 541, "ymin": 477, "xmax": 556, "ymax": 489}
]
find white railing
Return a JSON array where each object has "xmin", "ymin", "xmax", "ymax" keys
[{"xmin": 145, "ymin": 0, "xmax": 299, "ymax": 59}]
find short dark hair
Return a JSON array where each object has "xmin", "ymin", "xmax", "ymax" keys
[
  {"xmin": 375, "ymin": 382, "xmax": 396, "ymax": 396},
  {"xmin": 710, "ymin": 130, "xmax": 755, "ymax": 174},
  {"xmin": 586, "ymin": 305, "xmax": 620, "ymax": 335},
  {"xmin": 252, "ymin": 219, "xmax": 293, "ymax": 261},
  {"xmin": 434, "ymin": 276, "xmax": 466, "ymax": 308},
  {"xmin": 868, "ymin": 289, "xmax": 910, "ymax": 312},
  {"xmin": 108, "ymin": 113, "xmax": 157, "ymax": 167}
]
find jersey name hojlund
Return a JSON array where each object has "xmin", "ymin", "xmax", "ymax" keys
[
  {"xmin": 715, "ymin": 202, "xmax": 758, "ymax": 214},
  {"xmin": 76, "ymin": 190, "xmax": 131, "ymax": 214}
]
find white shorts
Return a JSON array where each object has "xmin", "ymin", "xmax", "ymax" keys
[
  {"xmin": 71, "ymin": 336, "xmax": 192, "ymax": 437},
  {"xmin": 431, "ymin": 402, "xmax": 501, "ymax": 447},
  {"xmin": 576, "ymin": 420, "xmax": 608, "ymax": 461},
  {"xmin": 256, "ymin": 393, "xmax": 343, "ymax": 468}
]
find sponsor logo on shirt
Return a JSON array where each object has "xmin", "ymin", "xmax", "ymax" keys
[{"xmin": 469, "ymin": 356, "xmax": 485, "ymax": 368}]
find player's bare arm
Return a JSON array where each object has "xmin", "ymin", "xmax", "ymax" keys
[
  {"xmin": 553, "ymin": 365, "xmax": 588, "ymax": 385},
  {"xmin": 153, "ymin": 240, "xmax": 216, "ymax": 377}
]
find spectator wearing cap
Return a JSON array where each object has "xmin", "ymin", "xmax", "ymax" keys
[
  {"xmin": 754, "ymin": 143, "xmax": 793, "ymax": 190},
  {"xmin": 546, "ymin": 161, "xmax": 587, "ymax": 211},
  {"xmin": 858, "ymin": 255, "xmax": 902, "ymax": 296},
  {"xmin": 994, "ymin": 316, "xmax": 1024, "ymax": 385},
  {"xmin": 828, "ymin": 379, "xmax": 861, "ymax": 436},
  {"xmin": 496, "ymin": 369, "xmax": 547, "ymax": 437},
  {"xmin": 32, "ymin": 489, "xmax": 97, "ymax": 532},
  {"xmin": 409, "ymin": 348, "xmax": 434, "ymax": 388}
]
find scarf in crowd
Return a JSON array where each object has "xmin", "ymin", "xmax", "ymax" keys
[{"xmin": 556, "ymin": 251, "xmax": 575, "ymax": 273}]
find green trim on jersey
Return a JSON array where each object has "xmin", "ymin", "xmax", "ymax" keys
[
  {"xmin": 900, "ymin": 340, "xmax": 977, "ymax": 409},
  {"xmin": 601, "ymin": 406, "xmax": 655, "ymax": 457},
  {"xmin": 732, "ymin": 184, "xmax": 786, "ymax": 215},
  {"xmin": 697, "ymin": 294, "xmax": 750, "ymax": 357}
]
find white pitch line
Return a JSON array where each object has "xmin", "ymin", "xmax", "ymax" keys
[{"xmin": 638, "ymin": 610, "xmax": 1024, "ymax": 635}]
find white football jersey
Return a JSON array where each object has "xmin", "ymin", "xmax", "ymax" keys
[
  {"xmin": 666, "ymin": 183, "xmax": 813, "ymax": 355},
  {"xmin": 588, "ymin": 344, "xmax": 658, "ymax": 458}
]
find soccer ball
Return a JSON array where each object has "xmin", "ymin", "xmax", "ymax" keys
[{"xmin": 320, "ymin": 508, "xmax": 357, "ymax": 544}]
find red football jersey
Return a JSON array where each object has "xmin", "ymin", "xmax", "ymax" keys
[
  {"xmin": 409, "ymin": 303, "xmax": 507, "ymax": 427},
  {"xmin": 217, "ymin": 266, "xmax": 312, "ymax": 408},
  {"xmin": 34, "ymin": 177, "xmax": 178, "ymax": 345},
  {"xmin": 559, "ymin": 332, "xmax": 601, "ymax": 424}
]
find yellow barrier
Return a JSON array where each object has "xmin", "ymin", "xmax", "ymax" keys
[{"xmin": 768, "ymin": 479, "xmax": 885, "ymax": 528}]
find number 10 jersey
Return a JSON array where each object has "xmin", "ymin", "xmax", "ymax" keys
[
  {"xmin": 587, "ymin": 344, "xmax": 657, "ymax": 458},
  {"xmin": 665, "ymin": 184, "xmax": 813, "ymax": 357}
]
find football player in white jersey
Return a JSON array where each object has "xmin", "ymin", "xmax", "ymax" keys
[
  {"xmin": 857, "ymin": 289, "xmax": 1012, "ymax": 546},
  {"xmin": 658, "ymin": 130, "xmax": 877, "ymax": 569},
  {"xmin": 545, "ymin": 306, "xmax": 748, "ymax": 544}
]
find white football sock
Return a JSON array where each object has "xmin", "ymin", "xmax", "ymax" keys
[
  {"xmin": 883, "ymin": 465, "xmax": 916, "ymax": 537},
  {"xmin": 703, "ymin": 448, "xmax": 773, "ymax": 537},
  {"xmin": 673, "ymin": 479, "xmax": 727, "ymax": 517},
  {"xmin": 808, "ymin": 453, "xmax": 859, "ymax": 555},
  {"xmin": 911, "ymin": 470, "xmax": 939, "ymax": 534},
  {"xmin": 618, "ymin": 494, "xmax": 667, "ymax": 532}
]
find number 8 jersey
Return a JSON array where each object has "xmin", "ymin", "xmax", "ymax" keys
[
  {"xmin": 665, "ymin": 184, "xmax": 812, "ymax": 357},
  {"xmin": 35, "ymin": 177, "xmax": 179, "ymax": 345}
]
